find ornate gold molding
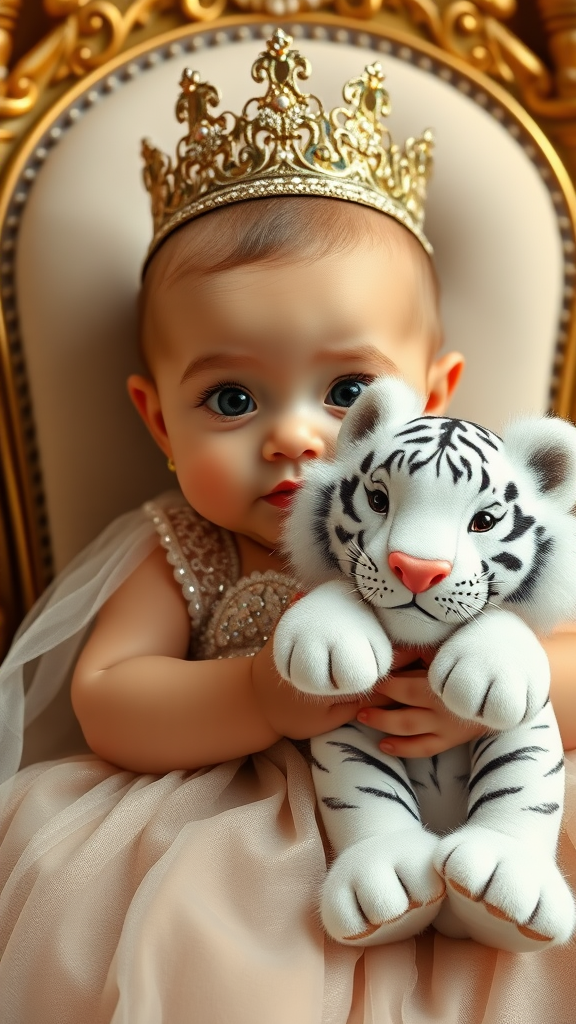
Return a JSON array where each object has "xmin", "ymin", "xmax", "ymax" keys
[
  {"xmin": 0, "ymin": 0, "xmax": 563, "ymax": 133},
  {"xmin": 538, "ymin": 0, "xmax": 576, "ymax": 99},
  {"xmin": 0, "ymin": 0, "xmax": 22, "ymax": 139},
  {"xmin": 373, "ymin": 2, "xmax": 553, "ymax": 100},
  {"xmin": 0, "ymin": 0, "xmax": 21, "ymax": 70}
]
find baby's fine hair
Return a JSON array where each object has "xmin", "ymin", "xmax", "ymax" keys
[{"xmin": 138, "ymin": 196, "xmax": 442, "ymax": 367}]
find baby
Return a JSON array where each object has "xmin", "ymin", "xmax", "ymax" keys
[
  {"xmin": 72, "ymin": 195, "xmax": 474, "ymax": 775},
  {"xmin": 1, "ymin": 33, "xmax": 576, "ymax": 1024}
]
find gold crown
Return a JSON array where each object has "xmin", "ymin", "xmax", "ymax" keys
[{"xmin": 142, "ymin": 28, "xmax": 435, "ymax": 265}]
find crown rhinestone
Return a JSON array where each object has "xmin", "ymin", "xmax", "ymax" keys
[{"xmin": 142, "ymin": 29, "xmax": 434, "ymax": 266}]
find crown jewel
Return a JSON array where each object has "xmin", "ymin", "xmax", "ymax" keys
[{"xmin": 142, "ymin": 29, "xmax": 434, "ymax": 263}]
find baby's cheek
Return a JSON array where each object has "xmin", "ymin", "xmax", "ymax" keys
[{"xmin": 179, "ymin": 446, "xmax": 249, "ymax": 517}]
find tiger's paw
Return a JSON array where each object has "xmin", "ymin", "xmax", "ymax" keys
[
  {"xmin": 434, "ymin": 826, "xmax": 576, "ymax": 952},
  {"xmin": 321, "ymin": 832, "xmax": 445, "ymax": 946},
  {"xmin": 429, "ymin": 611, "xmax": 550, "ymax": 730},
  {"xmin": 273, "ymin": 580, "xmax": 392, "ymax": 696}
]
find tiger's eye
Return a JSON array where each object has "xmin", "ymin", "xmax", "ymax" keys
[
  {"xmin": 366, "ymin": 489, "xmax": 389, "ymax": 515},
  {"xmin": 469, "ymin": 510, "xmax": 495, "ymax": 532}
]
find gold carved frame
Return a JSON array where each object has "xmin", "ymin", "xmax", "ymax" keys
[{"xmin": 1, "ymin": 0, "xmax": 576, "ymax": 657}]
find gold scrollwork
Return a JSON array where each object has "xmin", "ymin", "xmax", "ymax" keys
[
  {"xmin": 373, "ymin": 0, "xmax": 553, "ymax": 101},
  {"xmin": 0, "ymin": 0, "xmax": 244, "ymax": 126},
  {"xmin": 0, "ymin": 0, "xmax": 576, "ymax": 140},
  {"xmin": 0, "ymin": 0, "xmax": 178, "ymax": 120},
  {"xmin": 181, "ymin": 0, "xmax": 228, "ymax": 22}
]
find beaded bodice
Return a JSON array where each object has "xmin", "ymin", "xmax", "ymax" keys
[{"xmin": 144, "ymin": 497, "xmax": 296, "ymax": 659}]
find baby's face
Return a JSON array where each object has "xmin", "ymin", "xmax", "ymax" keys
[{"xmin": 131, "ymin": 234, "xmax": 463, "ymax": 550}]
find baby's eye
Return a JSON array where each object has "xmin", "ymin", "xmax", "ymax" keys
[
  {"xmin": 205, "ymin": 387, "xmax": 256, "ymax": 417},
  {"xmin": 469, "ymin": 510, "xmax": 496, "ymax": 533},
  {"xmin": 326, "ymin": 378, "xmax": 369, "ymax": 408}
]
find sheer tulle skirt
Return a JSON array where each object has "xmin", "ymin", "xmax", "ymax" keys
[{"xmin": 1, "ymin": 740, "xmax": 576, "ymax": 1024}]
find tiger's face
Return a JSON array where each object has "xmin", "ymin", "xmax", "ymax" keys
[
  {"xmin": 284, "ymin": 377, "xmax": 576, "ymax": 646},
  {"xmin": 329, "ymin": 416, "xmax": 553, "ymax": 646}
]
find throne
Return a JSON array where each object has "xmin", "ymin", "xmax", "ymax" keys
[{"xmin": 1, "ymin": 1, "xmax": 576, "ymax": 656}]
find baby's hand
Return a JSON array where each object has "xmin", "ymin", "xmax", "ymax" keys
[
  {"xmin": 251, "ymin": 637, "xmax": 370, "ymax": 741},
  {"xmin": 356, "ymin": 669, "xmax": 488, "ymax": 759}
]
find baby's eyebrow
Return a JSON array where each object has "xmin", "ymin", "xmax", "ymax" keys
[
  {"xmin": 180, "ymin": 343, "xmax": 399, "ymax": 385},
  {"xmin": 180, "ymin": 353, "xmax": 262, "ymax": 385},
  {"xmin": 313, "ymin": 344, "xmax": 400, "ymax": 375}
]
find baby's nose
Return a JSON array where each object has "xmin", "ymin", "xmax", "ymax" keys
[
  {"xmin": 262, "ymin": 417, "xmax": 324, "ymax": 461},
  {"xmin": 388, "ymin": 552, "xmax": 452, "ymax": 594}
]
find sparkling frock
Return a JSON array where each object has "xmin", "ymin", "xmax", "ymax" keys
[{"xmin": 0, "ymin": 495, "xmax": 576, "ymax": 1024}]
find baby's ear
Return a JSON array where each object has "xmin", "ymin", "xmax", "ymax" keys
[
  {"xmin": 503, "ymin": 415, "xmax": 576, "ymax": 510},
  {"xmin": 336, "ymin": 376, "xmax": 426, "ymax": 453}
]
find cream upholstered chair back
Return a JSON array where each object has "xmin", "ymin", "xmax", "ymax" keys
[{"xmin": 1, "ymin": 12, "xmax": 576, "ymax": 649}]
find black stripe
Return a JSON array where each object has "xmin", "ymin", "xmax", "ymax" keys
[
  {"xmin": 504, "ymin": 482, "xmax": 519, "ymax": 502},
  {"xmin": 335, "ymin": 524, "xmax": 354, "ymax": 546},
  {"xmin": 544, "ymin": 757, "xmax": 564, "ymax": 776},
  {"xmin": 479, "ymin": 467, "xmax": 490, "ymax": 493},
  {"xmin": 322, "ymin": 796, "xmax": 359, "ymax": 810},
  {"xmin": 445, "ymin": 453, "xmax": 463, "ymax": 483},
  {"xmin": 382, "ymin": 450, "xmax": 405, "ymax": 474},
  {"xmin": 505, "ymin": 536, "xmax": 554, "ymax": 605},
  {"xmin": 310, "ymin": 755, "xmax": 329, "ymax": 773},
  {"xmin": 356, "ymin": 786, "xmax": 421, "ymax": 822},
  {"xmin": 468, "ymin": 786, "xmax": 524, "ymax": 818},
  {"xmin": 491, "ymin": 551, "xmax": 523, "ymax": 571},
  {"xmin": 340, "ymin": 476, "xmax": 362, "ymax": 523},
  {"xmin": 458, "ymin": 435, "xmax": 489, "ymax": 462},
  {"xmin": 469, "ymin": 745, "xmax": 546, "ymax": 793},
  {"xmin": 472, "ymin": 734, "xmax": 498, "ymax": 759},
  {"xmin": 502, "ymin": 505, "xmax": 536, "ymax": 542},
  {"xmin": 313, "ymin": 483, "xmax": 339, "ymax": 571},
  {"xmin": 471, "ymin": 733, "xmax": 498, "ymax": 765},
  {"xmin": 522, "ymin": 802, "xmax": 560, "ymax": 815},
  {"xmin": 326, "ymin": 741, "xmax": 418, "ymax": 804},
  {"xmin": 395, "ymin": 422, "xmax": 430, "ymax": 437},
  {"xmin": 472, "ymin": 429, "xmax": 500, "ymax": 451},
  {"xmin": 460, "ymin": 456, "xmax": 473, "ymax": 481},
  {"xmin": 360, "ymin": 450, "xmax": 375, "ymax": 474},
  {"xmin": 476, "ymin": 679, "xmax": 495, "ymax": 718},
  {"xmin": 409, "ymin": 452, "xmax": 438, "ymax": 474}
]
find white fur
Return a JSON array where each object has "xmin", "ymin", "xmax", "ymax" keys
[
  {"xmin": 273, "ymin": 581, "xmax": 393, "ymax": 696},
  {"xmin": 428, "ymin": 608, "xmax": 551, "ymax": 729}
]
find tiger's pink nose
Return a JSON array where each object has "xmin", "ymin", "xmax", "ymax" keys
[{"xmin": 388, "ymin": 552, "xmax": 452, "ymax": 594}]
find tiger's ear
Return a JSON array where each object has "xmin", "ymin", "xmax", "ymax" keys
[
  {"xmin": 336, "ymin": 376, "xmax": 426, "ymax": 453},
  {"xmin": 503, "ymin": 415, "xmax": 576, "ymax": 510}
]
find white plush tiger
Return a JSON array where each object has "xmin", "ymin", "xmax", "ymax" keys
[{"xmin": 273, "ymin": 376, "xmax": 576, "ymax": 953}]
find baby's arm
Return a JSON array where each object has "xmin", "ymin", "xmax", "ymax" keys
[{"xmin": 71, "ymin": 544, "xmax": 370, "ymax": 773}]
